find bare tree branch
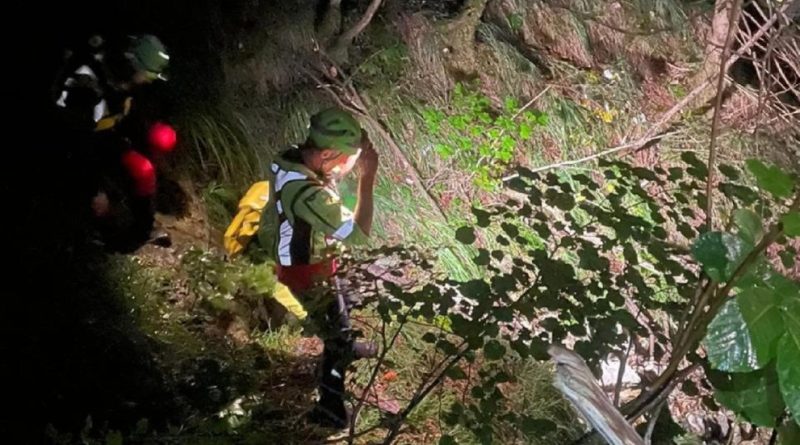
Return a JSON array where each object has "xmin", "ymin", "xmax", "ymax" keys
[
  {"xmin": 334, "ymin": 0, "xmax": 383, "ymax": 50},
  {"xmin": 550, "ymin": 345, "xmax": 645, "ymax": 445}
]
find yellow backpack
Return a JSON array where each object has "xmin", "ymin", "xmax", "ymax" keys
[
  {"xmin": 223, "ymin": 181, "xmax": 307, "ymax": 319},
  {"xmin": 224, "ymin": 181, "xmax": 271, "ymax": 257}
]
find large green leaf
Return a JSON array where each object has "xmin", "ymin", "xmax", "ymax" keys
[
  {"xmin": 768, "ymin": 273, "xmax": 800, "ymax": 298},
  {"xmin": 691, "ymin": 232, "xmax": 750, "ymax": 282},
  {"xmin": 746, "ymin": 159, "xmax": 795, "ymax": 199},
  {"xmin": 709, "ymin": 365, "xmax": 786, "ymax": 427},
  {"xmin": 737, "ymin": 258, "xmax": 775, "ymax": 289},
  {"xmin": 778, "ymin": 298, "xmax": 800, "ymax": 424},
  {"xmin": 733, "ymin": 209, "xmax": 763, "ymax": 245},
  {"xmin": 737, "ymin": 288, "xmax": 785, "ymax": 368},
  {"xmin": 705, "ymin": 298, "xmax": 759, "ymax": 372}
]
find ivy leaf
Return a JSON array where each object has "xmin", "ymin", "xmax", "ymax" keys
[
  {"xmin": 484, "ymin": 340, "xmax": 506, "ymax": 361},
  {"xmin": 472, "ymin": 207, "xmax": 493, "ymax": 227},
  {"xmin": 474, "ymin": 249, "xmax": 491, "ymax": 266},
  {"xmin": 738, "ymin": 289, "xmax": 784, "ymax": 367},
  {"xmin": 501, "ymin": 222, "xmax": 519, "ymax": 238},
  {"xmin": 456, "ymin": 226, "xmax": 476, "ymax": 244},
  {"xmin": 682, "ymin": 152, "xmax": 709, "ymax": 179},
  {"xmin": 719, "ymin": 163, "xmax": 741, "ymax": 180},
  {"xmin": 705, "ymin": 298, "xmax": 758, "ymax": 372}
]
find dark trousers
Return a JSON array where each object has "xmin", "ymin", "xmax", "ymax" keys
[
  {"xmin": 318, "ymin": 289, "xmax": 355, "ymax": 408},
  {"xmin": 68, "ymin": 132, "xmax": 156, "ymax": 251},
  {"xmin": 294, "ymin": 278, "xmax": 356, "ymax": 414}
]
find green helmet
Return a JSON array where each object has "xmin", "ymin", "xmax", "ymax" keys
[
  {"xmin": 308, "ymin": 108, "xmax": 362, "ymax": 155},
  {"xmin": 126, "ymin": 34, "xmax": 170, "ymax": 80}
]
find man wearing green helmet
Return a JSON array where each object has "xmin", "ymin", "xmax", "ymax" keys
[
  {"xmin": 259, "ymin": 107, "xmax": 379, "ymax": 428},
  {"xmin": 54, "ymin": 34, "xmax": 170, "ymax": 131},
  {"xmin": 125, "ymin": 34, "xmax": 171, "ymax": 83},
  {"xmin": 53, "ymin": 33, "xmax": 172, "ymax": 251}
]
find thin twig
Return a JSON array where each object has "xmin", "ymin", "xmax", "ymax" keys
[
  {"xmin": 668, "ymin": 208, "xmax": 794, "ymax": 402},
  {"xmin": 462, "ymin": 361, "xmax": 472, "ymax": 403},
  {"xmin": 351, "ymin": 313, "xmax": 408, "ymax": 441},
  {"xmin": 501, "ymin": 132, "xmax": 678, "ymax": 181},
  {"xmin": 614, "ymin": 332, "xmax": 634, "ymax": 407},
  {"xmin": 675, "ymin": 278, "xmax": 710, "ymax": 343},
  {"xmin": 512, "ymin": 86, "xmax": 552, "ymax": 120},
  {"xmin": 625, "ymin": 362, "xmax": 701, "ymax": 422},
  {"xmin": 675, "ymin": 280, "xmax": 715, "ymax": 362},
  {"xmin": 323, "ymin": 424, "xmax": 383, "ymax": 444},
  {"xmin": 382, "ymin": 343, "xmax": 468, "ymax": 444},
  {"xmin": 644, "ymin": 400, "xmax": 667, "ymax": 445}
]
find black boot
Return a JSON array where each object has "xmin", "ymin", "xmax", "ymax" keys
[
  {"xmin": 148, "ymin": 227, "xmax": 172, "ymax": 247},
  {"xmin": 308, "ymin": 396, "xmax": 350, "ymax": 429}
]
